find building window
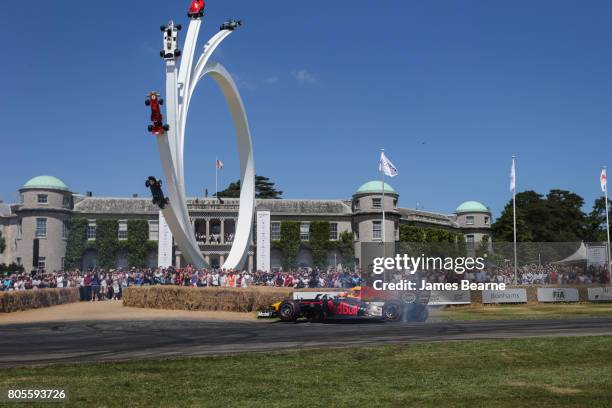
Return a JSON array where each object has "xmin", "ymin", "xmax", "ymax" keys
[
  {"xmin": 61, "ymin": 257, "xmax": 66, "ymax": 271},
  {"xmin": 18, "ymin": 219, "xmax": 22, "ymax": 239},
  {"xmin": 62, "ymin": 195, "xmax": 71, "ymax": 207},
  {"xmin": 38, "ymin": 257, "xmax": 46, "ymax": 270},
  {"xmin": 466, "ymin": 235, "xmax": 475, "ymax": 250},
  {"xmin": 118, "ymin": 220, "xmax": 128, "ymax": 240},
  {"xmin": 372, "ymin": 220, "xmax": 382, "ymax": 240},
  {"xmin": 271, "ymin": 222, "xmax": 281, "ymax": 241},
  {"xmin": 62, "ymin": 220, "xmax": 68, "ymax": 238},
  {"xmin": 87, "ymin": 220, "xmax": 97, "ymax": 240},
  {"xmin": 353, "ymin": 200, "xmax": 360, "ymax": 210},
  {"xmin": 466, "ymin": 216, "xmax": 475, "ymax": 225},
  {"xmin": 16, "ymin": 257, "xmax": 22, "ymax": 266},
  {"xmin": 300, "ymin": 223, "xmax": 310, "ymax": 241},
  {"xmin": 37, "ymin": 194, "xmax": 48, "ymax": 204},
  {"xmin": 393, "ymin": 199, "xmax": 398, "ymax": 208},
  {"xmin": 484, "ymin": 216, "xmax": 490, "ymax": 225},
  {"xmin": 149, "ymin": 220, "xmax": 159, "ymax": 241},
  {"xmin": 372, "ymin": 198, "xmax": 382, "ymax": 208},
  {"xmin": 329, "ymin": 223, "xmax": 338, "ymax": 240},
  {"xmin": 395, "ymin": 222, "xmax": 399, "ymax": 241},
  {"xmin": 36, "ymin": 218, "xmax": 47, "ymax": 237},
  {"xmin": 20, "ymin": 194, "xmax": 24, "ymax": 204}
]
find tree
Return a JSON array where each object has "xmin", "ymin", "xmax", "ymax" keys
[
  {"xmin": 492, "ymin": 190, "xmax": 589, "ymax": 242},
  {"xmin": 336, "ymin": 231, "xmax": 355, "ymax": 265},
  {"xmin": 309, "ymin": 221, "xmax": 331, "ymax": 269},
  {"xmin": 217, "ymin": 175, "xmax": 283, "ymax": 199},
  {"xmin": 0, "ymin": 230, "xmax": 5, "ymax": 254},
  {"xmin": 127, "ymin": 220, "xmax": 149, "ymax": 268},
  {"xmin": 585, "ymin": 197, "xmax": 612, "ymax": 242},
  {"xmin": 277, "ymin": 221, "xmax": 300, "ymax": 270}
]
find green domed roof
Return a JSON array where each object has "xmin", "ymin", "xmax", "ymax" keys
[
  {"xmin": 23, "ymin": 175, "xmax": 69, "ymax": 191},
  {"xmin": 456, "ymin": 201, "xmax": 489, "ymax": 213},
  {"xmin": 356, "ymin": 181, "xmax": 396, "ymax": 194}
]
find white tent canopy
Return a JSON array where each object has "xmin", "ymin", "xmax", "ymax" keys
[{"xmin": 552, "ymin": 242, "xmax": 587, "ymax": 264}]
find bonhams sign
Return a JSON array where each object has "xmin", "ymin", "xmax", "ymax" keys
[
  {"xmin": 482, "ymin": 288, "xmax": 527, "ymax": 304},
  {"xmin": 588, "ymin": 287, "xmax": 612, "ymax": 301}
]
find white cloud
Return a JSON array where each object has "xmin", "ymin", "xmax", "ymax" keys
[
  {"xmin": 292, "ymin": 69, "xmax": 318, "ymax": 84},
  {"xmin": 263, "ymin": 76, "xmax": 279, "ymax": 84}
]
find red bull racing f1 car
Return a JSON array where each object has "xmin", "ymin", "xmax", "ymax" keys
[{"xmin": 259, "ymin": 285, "xmax": 430, "ymax": 323}]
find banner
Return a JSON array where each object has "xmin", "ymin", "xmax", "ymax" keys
[
  {"xmin": 482, "ymin": 288, "xmax": 527, "ymax": 304},
  {"xmin": 588, "ymin": 287, "xmax": 612, "ymax": 301},
  {"xmin": 256, "ymin": 211, "xmax": 271, "ymax": 272},
  {"xmin": 537, "ymin": 288, "xmax": 579, "ymax": 302},
  {"xmin": 157, "ymin": 211, "xmax": 173, "ymax": 268},
  {"xmin": 587, "ymin": 245, "xmax": 608, "ymax": 268},
  {"xmin": 293, "ymin": 291, "xmax": 341, "ymax": 300},
  {"xmin": 428, "ymin": 290, "xmax": 471, "ymax": 305}
]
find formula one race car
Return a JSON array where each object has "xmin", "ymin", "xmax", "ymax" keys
[
  {"xmin": 145, "ymin": 92, "xmax": 169, "ymax": 135},
  {"xmin": 220, "ymin": 19, "xmax": 242, "ymax": 31},
  {"xmin": 145, "ymin": 177, "xmax": 169, "ymax": 209},
  {"xmin": 259, "ymin": 285, "xmax": 430, "ymax": 323},
  {"xmin": 188, "ymin": 0, "xmax": 205, "ymax": 19},
  {"xmin": 160, "ymin": 20, "xmax": 182, "ymax": 60}
]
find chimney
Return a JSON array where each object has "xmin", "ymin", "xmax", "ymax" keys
[{"xmin": 86, "ymin": 191, "xmax": 93, "ymax": 197}]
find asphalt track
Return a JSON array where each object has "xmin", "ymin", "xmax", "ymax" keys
[{"xmin": 1, "ymin": 317, "xmax": 612, "ymax": 367}]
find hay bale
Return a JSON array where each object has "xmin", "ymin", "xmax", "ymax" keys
[
  {"xmin": 0, "ymin": 288, "xmax": 79, "ymax": 313},
  {"xmin": 122, "ymin": 286, "xmax": 292, "ymax": 312}
]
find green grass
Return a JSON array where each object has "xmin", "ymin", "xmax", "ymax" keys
[
  {"xmin": 431, "ymin": 303, "xmax": 612, "ymax": 321},
  {"xmin": 2, "ymin": 336, "xmax": 612, "ymax": 407}
]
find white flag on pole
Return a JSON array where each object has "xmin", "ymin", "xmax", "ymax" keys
[
  {"xmin": 510, "ymin": 159, "xmax": 516, "ymax": 193},
  {"xmin": 379, "ymin": 152, "xmax": 398, "ymax": 178},
  {"xmin": 601, "ymin": 168, "xmax": 607, "ymax": 192}
]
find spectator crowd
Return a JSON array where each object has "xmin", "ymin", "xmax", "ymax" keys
[{"xmin": 1, "ymin": 263, "xmax": 609, "ymax": 297}]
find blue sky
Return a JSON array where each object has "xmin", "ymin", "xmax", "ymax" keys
[{"xmin": 1, "ymin": 0, "xmax": 611, "ymax": 217}]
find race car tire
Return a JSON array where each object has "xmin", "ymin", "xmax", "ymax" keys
[
  {"xmin": 175, "ymin": 50, "xmax": 182, "ymax": 57},
  {"xmin": 147, "ymin": 125, "xmax": 153, "ymax": 132},
  {"xmin": 160, "ymin": 26, "xmax": 166, "ymax": 32},
  {"xmin": 176, "ymin": 24, "xmax": 182, "ymax": 31},
  {"xmin": 163, "ymin": 124, "xmax": 170, "ymax": 131},
  {"xmin": 160, "ymin": 51, "xmax": 165, "ymax": 58},
  {"xmin": 279, "ymin": 300, "xmax": 298, "ymax": 322},
  {"xmin": 145, "ymin": 99, "xmax": 151, "ymax": 106},
  {"xmin": 412, "ymin": 305, "xmax": 429, "ymax": 322},
  {"xmin": 159, "ymin": 98, "xmax": 164, "ymax": 105},
  {"xmin": 382, "ymin": 300, "xmax": 403, "ymax": 322}
]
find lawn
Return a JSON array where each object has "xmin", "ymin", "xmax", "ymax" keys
[
  {"xmin": 430, "ymin": 303, "xmax": 612, "ymax": 321},
  {"xmin": 1, "ymin": 336, "xmax": 611, "ymax": 407}
]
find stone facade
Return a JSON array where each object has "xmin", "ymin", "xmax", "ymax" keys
[{"xmin": 0, "ymin": 177, "xmax": 492, "ymax": 272}]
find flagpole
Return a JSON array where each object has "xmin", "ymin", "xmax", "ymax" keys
[
  {"xmin": 604, "ymin": 165, "xmax": 611, "ymax": 283},
  {"xmin": 381, "ymin": 148, "xmax": 386, "ymax": 260},
  {"xmin": 215, "ymin": 157, "xmax": 218, "ymax": 199},
  {"xmin": 512, "ymin": 155, "xmax": 518, "ymax": 285}
]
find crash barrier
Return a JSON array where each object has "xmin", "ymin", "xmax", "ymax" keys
[
  {"xmin": 0, "ymin": 288, "xmax": 80, "ymax": 313},
  {"xmin": 122, "ymin": 286, "xmax": 292, "ymax": 312}
]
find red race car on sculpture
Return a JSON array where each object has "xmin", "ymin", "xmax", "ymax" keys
[
  {"xmin": 145, "ymin": 92, "xmax": 169, "ymax": 135},
  {"xmin": 188, "ymin": 0, "xmax": 205, "ymax": 19}
]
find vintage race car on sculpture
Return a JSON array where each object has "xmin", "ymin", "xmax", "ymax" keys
[
  {"xmin": 258, "ymin": 285, "xmax": 430, "ymax": 323},
  {"xmin": 146, "ymin": 92, "xmax": 169, "ymax": 135},
  {"xmin": 220, "ymin": 19, "xmax": 242, "ymax": 31},
  {"xmin": 145, "ymin": 176, "xmax": 169, "ymax": 209},
  {"xmin": 188, "ymin": 0, "xmax": 205, "ymax": 19},
  {"xmin": 160, "ymin": 20, "xmax": 182, "ymax": 60}
]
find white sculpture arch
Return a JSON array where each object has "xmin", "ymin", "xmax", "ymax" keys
[{"xmin": 156, "ymin": 21, "xmax": 255, "ymax": 270}]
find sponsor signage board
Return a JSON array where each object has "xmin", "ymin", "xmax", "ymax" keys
[
  {"xmin": 537, "ymin": 288, "xmax": 579, "ymax": 302},
  {"xmin": 256, "ymin": 211, "xmax": 271, "ymax": 272},
  {"xmin": 482, "ymin": 288, "xmax": 527, "ymax": 304},
  {"xmin": 157, "ymin": 211, "xmax": 173, "ymax": 268},
  {"xmin": 588, "ymin": 287, "xmax": 612, "ymax": 301},
  {"xmin": 428, "ymin": 290, "xmax": 471, "ymax": 305}
]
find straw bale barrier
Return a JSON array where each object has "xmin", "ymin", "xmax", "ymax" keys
[
  {"xmin": 0, "ymin": 288, "xmax": 79, "ymax": 313},
  {"xmin": 122, "ymin": 286, "xmax": 293, "ymax": 312}
]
